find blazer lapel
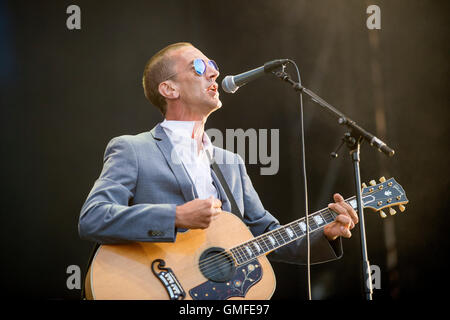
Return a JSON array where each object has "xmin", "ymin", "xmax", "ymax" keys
[{"xmin": 151, "ymin": 124, "xmax": 197, "ymax": 203}]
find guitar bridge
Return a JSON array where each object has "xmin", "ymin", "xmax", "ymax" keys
[{"xmin": 151, "ymin": 259, "xmax": 186, "ymax": 300}]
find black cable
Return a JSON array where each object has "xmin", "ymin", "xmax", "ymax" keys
[{"xmin": 286, "ymin": 59, "xmax": 311, "ymax": 300}]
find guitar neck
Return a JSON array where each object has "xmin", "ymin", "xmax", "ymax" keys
[{"xmin": 230, "ymin": 196, "xmax": 359, "ymax": 265}]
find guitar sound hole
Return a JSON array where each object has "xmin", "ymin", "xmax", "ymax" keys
[{"xmin": 199, "ymin": 247, "xmax": 235, "ymax": 283}]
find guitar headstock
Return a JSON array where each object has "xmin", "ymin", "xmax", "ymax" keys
[{"xmin": 362, "ymin": 177, "xmax": 408, "ymax": 218}]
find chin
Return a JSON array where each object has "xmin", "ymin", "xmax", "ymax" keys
[
  {"xmin": 203, "ymin": 102, "xmax": 222, "ymax": 118},
  {"xmin": 208, "ymin": 98, "xmax": 222, "ymax": 111},
  {"xmin": 212, "ymin": 101, "xmax": 222, "ymax": 113}
]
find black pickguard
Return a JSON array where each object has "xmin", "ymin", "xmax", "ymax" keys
[{"xmin": 189, "ymin": 259, "xmax": 262, "ymax": 300}]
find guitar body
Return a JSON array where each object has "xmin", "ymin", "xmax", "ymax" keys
[{"xmin": 85, "ymin": 212, "xmax": 276, "ymax": 300}]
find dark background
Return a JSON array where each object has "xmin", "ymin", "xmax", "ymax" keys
[{"xmin": 0, "ymin": 0, "xmax": 448, "ymax": 302}]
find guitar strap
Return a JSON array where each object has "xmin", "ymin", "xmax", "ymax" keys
[{"xmin": 206, "ymin": 150, "xmax": 243, "ymax": 221}]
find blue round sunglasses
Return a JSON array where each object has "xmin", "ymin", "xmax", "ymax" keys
[
  {"xmin": 193, "ymin": 58, "xmax": 219, "ymax": 75},
  {"xmin": 165, "ymin": 58, "xmax": 219, "ymax": 80}
]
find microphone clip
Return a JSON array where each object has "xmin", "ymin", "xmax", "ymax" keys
[
  {"xmin": 330, "ymin": 132, "xmax": 357, "ymax": 158},
  {"xmin": 271, "ymin": 67, "xmax": 305, "ymax": 92},
  {"xmin": 271, "ymin": 64, "xmax": 288, "ymax": 79}
]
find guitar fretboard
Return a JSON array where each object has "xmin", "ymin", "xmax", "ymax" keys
[{"xmin": 229, "ymin": 196, "xmax": 358, "ymax": 265}]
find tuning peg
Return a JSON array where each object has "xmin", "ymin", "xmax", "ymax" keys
[
  {"xmin": 389, "ymin": 208, "xmax": 397, "ymax": 215},
  {"xmin": 398, "ymin": 204, "xmax": 406, "ymax": 212},
  {"xmin": 362, "ymin": 183, "xmax": 368, "ymax": 188},
  {"xmin": 379, "ymin": 211, "xmax": 387, "ymax": 218},
  {"xmin": 369, "ymin": 180, "xmax": 376, "ymax": 186},
  {"xmin": 379, "ymin": 177, "xmax": 386, "ymax": 183}
]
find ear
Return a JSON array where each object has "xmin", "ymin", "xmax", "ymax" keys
[{"xmin": 158, "ymin": 80, "xmax": 180, "ymax": 101}]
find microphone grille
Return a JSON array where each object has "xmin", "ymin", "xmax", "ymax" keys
[{"xmin": 221, "ymin": 76, "xmax": 238, "ymax": 93}]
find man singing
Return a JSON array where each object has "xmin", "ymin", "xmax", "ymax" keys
[{"xmin": 79, "ymin": 42, "xmax": 358, "ymax": 287}]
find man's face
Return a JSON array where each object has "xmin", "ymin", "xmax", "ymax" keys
[{"xmin": 170, "ymin": 46, "xmax": 222, "ymax": 115}]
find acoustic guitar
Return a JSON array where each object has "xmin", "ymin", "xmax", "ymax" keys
[{"xmin": 85, "ymin": 177, "xmax": 408, "ymax": 300}]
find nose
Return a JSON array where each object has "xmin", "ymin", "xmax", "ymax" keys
[{"xmin": 206, "ymin": 62, "xmax": 219, "ymax": 80}]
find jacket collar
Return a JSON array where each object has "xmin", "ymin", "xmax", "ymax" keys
[{"xmin": 151, "ymin": 123, "xmax": 197, "ymax": 202}]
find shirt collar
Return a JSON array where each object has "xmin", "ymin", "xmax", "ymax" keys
[{"xmin": 160, "ymin": 119, "xmax": 214, "ymax": 154}]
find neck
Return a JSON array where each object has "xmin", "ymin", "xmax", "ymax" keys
[
  {"xmin": 164, "ymin": 108, "xmax": 207, "ymax": 154},
  {"xmin": 191, "ymin": 121, "xmax": 205, "ymax": 140},
  {"xmin": 229, "ymin": 196, "xmax": 358, "ymax": 266},
  {"xmin": 165, "ymin": 103, "xmax": 210, "ymax": 123}
]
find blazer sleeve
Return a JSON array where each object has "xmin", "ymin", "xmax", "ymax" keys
[
  {"xmin": 79, "ymin": 136, "xmax": 177, "ymax": 244},
  {"xmin": 236, "ymin": 154, "xmax": 343, "ymax": 265}
]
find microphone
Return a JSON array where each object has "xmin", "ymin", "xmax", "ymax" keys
[{"xmin": 221, "ymin": 59, "xmax": 289, "ymax": 93}]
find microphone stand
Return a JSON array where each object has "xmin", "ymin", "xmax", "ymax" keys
[{"xmin": 273, "ymin": 69, "xmax": 395, "ymax": 300}]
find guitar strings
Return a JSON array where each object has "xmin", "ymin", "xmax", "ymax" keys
[
  {"xmin": 197, "ymin": 187, "xmax": 400, "ymax": 274},
  {"xmin": 196, "ymin": 210, "xmax": 338, "ymax": 280},
  {"xmin": 199, "ymin": 214, "xmax": 336, "ymax": 280},
  {"xmin": 196, "ymin": 209, "xmax": 335, "ymax": 274},
  {"xmin": 190, "ymin": 208, "xmax": 355, "ymax": 281},
  {"xmin": 198, "ymin": 194, "xmax": 359, "ymax": 272},
  {"xmin": 195, "ymin": 195, "xmax": 359, "ymax": 276},
  {"xmin": 201, "ymin": 197, "xmax": 403, "ymax": 280},
  {"xmin": 186, "ymin": 194, "xmax": 402, "ymax": 281},
  {"xmin": 198, "ymin": 219, "xmax": 336, "ymax": 280},
  {"xmin": 194, "ymin": 197, "xmax": 353, "ymax": 279}
]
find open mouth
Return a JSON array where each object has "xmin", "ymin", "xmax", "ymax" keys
[{"xmin": 206, "ymin": 83, "xmax": 219, "ymax": 94}]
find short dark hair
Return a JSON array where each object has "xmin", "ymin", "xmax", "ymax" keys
[{"xmin": 142, "ymin": 42, "xmax": 193, "ymax": 115}]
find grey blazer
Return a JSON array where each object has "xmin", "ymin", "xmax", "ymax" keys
[{"xmin": 79, "ymin": 123, "xmax": 342, "ymax": 265}]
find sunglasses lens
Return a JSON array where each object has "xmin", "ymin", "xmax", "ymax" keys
[
  {"xmin": 193, "ymin": 59, "xmax": 206, "ymax": 75},
  {"xmin": 208, "ymin": 60, "xmax": 219, "ymax": 71}
]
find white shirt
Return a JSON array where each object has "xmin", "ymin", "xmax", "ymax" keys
[{"xmin": 160, "ymin": 120, "xmax": 219, "ymax": 200}]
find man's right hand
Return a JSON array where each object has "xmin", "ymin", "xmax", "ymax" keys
[{"xmin": 175, "ymin": 196, "xmax": 222, "ymax": 229}]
